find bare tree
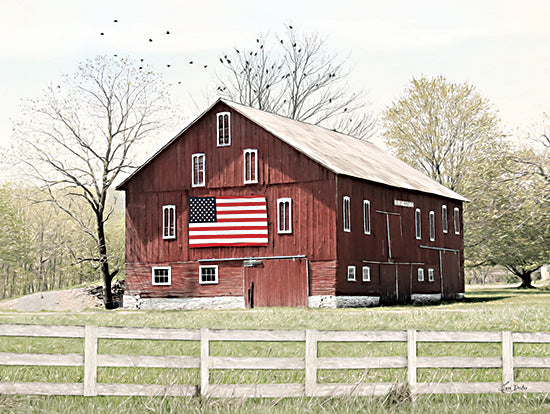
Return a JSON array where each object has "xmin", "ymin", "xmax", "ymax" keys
[
  {"xmin": 217, "ymin": 26, "xmax": 376, "ymax": 140},
  {"xmin": 14, "ymin": 56, "xmax": 173, "ymax": 308}
]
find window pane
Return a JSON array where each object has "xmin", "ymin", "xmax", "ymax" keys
[
  {"xmin": 454, "ymin": 207, "xmax": 461, "ymax": 234},
  {"xmin": 277, "ymin": 198, "xmax": 292, "ymax": 233},
  {"xmin": 192, "ymin": 154, "xmax": 205, "ymax": 187},
  {"xmin": 363, "ymin": 200, "xmax": 371, "ymax": 234},
  {"xmin": 344, "ymin": 196, "xmax": 351, "ymax": 232},
  {"xmin": 415, "ymin": 209, "xmax": 421, "ymax": 239},
  {"xmin": 429, "ymin": 211, "xmax": 435, "ymax": 241},
  {"xmin": 442, "ymin": 205, "xmax": 448, "ymax": 233}
]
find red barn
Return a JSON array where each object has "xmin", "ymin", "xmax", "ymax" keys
[{"xmin": 116, "ymin": 99, "xmax": 467, "ymax": 309}]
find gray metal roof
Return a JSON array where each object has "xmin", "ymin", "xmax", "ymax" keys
[{"xmin": 223, "ymin": 100, "xmax": 467, "ymax": 201}]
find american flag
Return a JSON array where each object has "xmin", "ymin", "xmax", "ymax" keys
[{"xmin": 188, "ymin": 196, "xmax": 268, "ymax": 247}]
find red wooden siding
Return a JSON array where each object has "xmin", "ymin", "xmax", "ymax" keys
[
  {"xmin": 335, "ymin": 176, "xmax": 463, "ymax": 298},
  {"xmin": 120, "ymin": 101, "xmax": 464, "ymax": 305},
  {"xmin": 125, "ymin": 261, "xmax": 243, "ymax": 299}
]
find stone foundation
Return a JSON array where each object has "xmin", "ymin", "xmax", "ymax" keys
[
  {"xmin": 410, "ymin": 293, "xmax": 442, "ymax": 303},
  {"xmin": 308, "ymin": 295, "xmax": 380, "ymax": 308},
  {"xmin": 123, "ymin": 295, "xmax": 245, "ymax": 310}
]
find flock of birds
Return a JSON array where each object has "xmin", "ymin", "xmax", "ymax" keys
[{"xmin": 99, "ymin": 18, "xmax": 213, "ymax": 86}]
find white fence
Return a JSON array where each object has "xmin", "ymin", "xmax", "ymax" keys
[{"xmin": 0, "ymin": 324, "xmax": 549, "ymax": 397}]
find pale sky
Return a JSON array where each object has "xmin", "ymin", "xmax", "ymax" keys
[{"xmin": 1, "ymin": 0, "xmax": 549, "ymax": 155}]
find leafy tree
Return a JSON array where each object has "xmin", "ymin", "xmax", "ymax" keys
[
  {"xmin": 14, "ymin": 56, "xmax": 173, "ymax": 308},
  {"xmin": 463, "ymin": 146, "xmax": 550, "ymax": 288},
  {"xmin": 217, "ymin": 25, "xmax": 376, "ymax": 139},
  {"xmin": 0, "ymin": 185, "xmax": 31, "ymax": 298},
  {"xmin": 382, "ymin": 75, "xmax": 504, "ymax": 193}
]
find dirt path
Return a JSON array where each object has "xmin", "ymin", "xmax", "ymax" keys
[{"xmin": 0, "ymin": 288, "xmax": 102, "ymax": 312}]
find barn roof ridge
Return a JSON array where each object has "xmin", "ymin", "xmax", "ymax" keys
[{"xmin": 117, "ymin": 98, "xmax": 466, "ymax": 202}]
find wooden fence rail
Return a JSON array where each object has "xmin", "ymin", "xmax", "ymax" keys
[{"xmin": 0, "ymin": 324, "xmax": 549, "ymax": 397}]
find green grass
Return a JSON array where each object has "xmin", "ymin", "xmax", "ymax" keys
[{"xmin": 0, "ymin": 286, "xmax": 549, "ymax": 413}]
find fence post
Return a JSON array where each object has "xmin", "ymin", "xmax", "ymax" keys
[
  {"xmin": 200, "ymin": 328, "xmax": 210, "ymax": 396},
  {"xmin": 305, "ymin": 329, "xmax": 318, "ymax": 397},
  {"xmin": 84, "ymin": 325, "xmax": 98, "ymax": 397},
  {"xmin": 502, "ymin": 331, "xmax": 513, "ymax": 391},
  {"xmin": 407, "ymin": 329, "xmax": 417, "ymax": 394}
]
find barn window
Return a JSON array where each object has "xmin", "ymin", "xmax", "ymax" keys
[
  {"xmin": 363, "ymin": 200, "xmax": 371, "ymax": 235},
  {"xmin": 152, "ymin": 267, "xmax": 171, "ymax": 285},
  {"xmin": 343, "ymin": 196, "xmax": 351, "ymax": 232},
  {"xmin": 192, "ymin": 153, "xmax": 205, "ymax": 187},
  {"xmin": 428, "ymin": 268, "xmax": 435, "ymax": 282},
  {"xmin": 362, "ymin": 266, "xmax": 371, "ymax": 282},
  {"xmin": 442, "ymin": 205, "xmax": 448, "ymax": 233},
  {"xmin": 277, "ymin": 198, "xmax": 292, "ymax": 234},
  {"xmin": 199, "ymin": 265, "xmax": 218, "ymax": 284},
  {"xmin": 162, "ymin": 205, "xmax": 176, "ymax": 239},
  {"xmin": 415, "ymin": 208, "xmax": 422, "ymax": 239},
  {"xmin": 347, "ymin": 265, "xmax": 356, "ymax": 281},
  {"xmin": 217, "ymin": 112, "xmax": 231, "ymax": 146},
  {"xmin": 429, "ymin": 211, "xmax": 436, "ymax": 241},
  {"xmin": 243, "ymin": 149, "xmax": 258, "ymax": 184},
  {"xmin": 454, "ymin": 207, "xmax": 461, "ymax": 235},
  {"xmin": 417, "ymin": 268, "xmax": 425, "ymax": 282}
]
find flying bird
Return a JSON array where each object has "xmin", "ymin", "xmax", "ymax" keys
[
  {"xmin": 113, "ymin": 19, "xmax": 118, "ymax": 23},
  {"xmin": 100, "ymin": 32, "xmax": 104, "ymax": 35},
  {"xmin": 289, "ymin": 25, "xmax": 293, "ymax": 29},
  {"xmin": 166, "ymin": 30, "xmax": 170, "ymax": 34},
  {"xmin": 189, "ymin": 61, "xmax": 193, "ymax": 64},
  {"xmin": 204, "ymin": 65, "xmax": 208, "ymax": 68},
  {"xmin": 149, "ymin": 38, "xmax": 153, "ymax": 42},
  {"xmin": 167, "ymin": 64, "xmax": 171, "ymax": 68}
]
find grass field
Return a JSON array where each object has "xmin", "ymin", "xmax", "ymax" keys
[{"xmin": 0, "ymin": 286, "xmax": 549, "ymax": 413}]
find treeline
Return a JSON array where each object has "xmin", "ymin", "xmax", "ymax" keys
[{"xmin": 0, "ymin": 184, "xmax": 124, "ymax": 299}]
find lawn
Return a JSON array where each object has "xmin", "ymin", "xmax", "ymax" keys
[{"xmin": 0, "ymin": 286, "xmax": 549, "ymax": 413}]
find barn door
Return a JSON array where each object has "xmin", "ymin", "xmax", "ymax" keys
[
  {"xmin": 377, "ymin": 212, "xmax": 403, "ymax": 260},
  {"xmin": 441, "ymin": 250, "xmax": 460, "ymax": 299},
  {"xmin": 380, "ymin": 264, "xmax": 397, "ymax": 304},
  {"xmin": 397, "ymin": 264, "xmax": 411, "ymax": 303},
  {"xmin": 244, "ymin": 258, "xmax": 308, "ymax": 307},
  {"xmin": 380, "ymin": 264, "xmax": 410, "ymax": 304}
]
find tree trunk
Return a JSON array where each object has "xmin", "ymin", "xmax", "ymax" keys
[
  {"xmin": 517, "ymin": 271, "xmax": 535, "ymax": 289},
  {"xmin": 97, "ymin": 213, "xmax": 115, "ymax": 309}
]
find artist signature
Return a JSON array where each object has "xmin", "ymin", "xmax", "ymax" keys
[{"xmin": 501, "ymin": 382, "xmax": 528, "ymax": 393}]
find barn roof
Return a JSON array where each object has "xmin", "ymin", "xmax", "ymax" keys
[{"xmin": 117, "ymin": 98, "xmax": 467, "ymax": 201}]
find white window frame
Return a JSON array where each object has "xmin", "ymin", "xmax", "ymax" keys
[
  {"xmin": 428, "ymin": 268, "xmax": 435, "ymax": 282},
  {"xmin": 362, "ymin": 266, "xmax": 371, "ymax": 282},
  {"xmin": 454, "ymin": 207, "xmax": 461, "ymax": 235},
  {"xmin": 243, "ymin": 149, "xmax": 258, "ymax": 184},
  {"xmin": 347, "ymin": 265, "xmax": 356, "ymax": 282},
  {"xmin": 162, "ymin": 205, "xmax": 176, "ymax": 240},
  {"xmin": 417, "ymin": 268, "xmax": 425, "ymax": 282},
  {"xmin": 192, "ymin": 153, "xmax": 205, "ymax": 187},
  {"xmin": 152, "ymin": 266, "xmax": 171, "ymax": 286},
  {"xmin": 216, "ymin": 112, "xmax": 231, "ymax": 146},
  {"xmin": 277, "ymin": 198, "xmax": 292, "ymax": 234},
  {"xmin": 343, "ymin": 196, "xmax": 351, "ymax": 232},
  {"xmin": 415, "ymin": 208, "xmax": 422, "ymax": 240},
  {"xmin": 363, "ymin": 200, "xmax": 371, "ymax": 235},
  {"xmin": 199, "ymin": 265, "xmax": 219, "ymax": 285},
  {"xmin": 442, "ymin": 205, "xmax": 448, "ymax": 234},
  {"xmin": 429, "ymin": 210, "xmax": 436, "ymax": 242}
]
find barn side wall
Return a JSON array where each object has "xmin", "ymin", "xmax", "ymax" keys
[{"xmin": 334, "ymin": 175, "xmax": 464, "ymax": 302}]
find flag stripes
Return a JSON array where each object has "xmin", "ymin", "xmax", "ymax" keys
[{"xmin": 189, "ymin": 196, "xmax": 268, "ymax": 247}]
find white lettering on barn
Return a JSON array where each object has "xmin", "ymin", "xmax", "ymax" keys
[{"xmin": 394, "ymin": 200, "xmax": 414, "ymax": 208}]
